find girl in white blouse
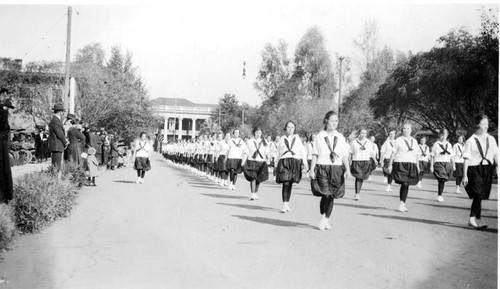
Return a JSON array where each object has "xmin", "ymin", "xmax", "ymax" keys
[
  {"xmin": 242, "ymin": 127, "xmax": 270, "ymax": 200},
  {"xmin": 275, "ymin": 121, "xmax": 309, "ymax": 213},
  {"xmin": 417, "ymin": 136, "xmax": 430, "ymax": 188},
  {"xmin": 309, "ymin": 111, "xmax": 351, "ymax": 230},
  {"xmin": 452, "ymin": 135, "xmax": 465, "ymax": 194},
  {"xmin": 463, "ymin": 114, "xmax": 498, "ymax": 228},
  {"xmin": 349, "ymin": 128, "xmax": 375, "ymax": 201},
  {"xmin": 226, "ymin": 129, "xmax": 246, "ymax": 190},
  {"xmin": 132, "ymin": 132, "xmax": 152, "ymax": 184},
  {"xmin": 431, "ymin": 128, "xmax": 455, "ymax": 202},
  {"xmin": 388, "ymin": 123, "xmax": 420, "ymax": 212},
  {"xmin": 215, "ymin": 132, "xmax": 230, "ymax": 187},
  {"xmin": 381, "ymin": 131, "xmax": 396, "ymax": 192}
]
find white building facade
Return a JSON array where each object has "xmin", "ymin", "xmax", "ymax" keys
[{"xmin": 153, "ymin": 98, "xmax": 217, "ymax": 141}]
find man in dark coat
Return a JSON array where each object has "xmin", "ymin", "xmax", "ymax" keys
[
  {"xmin": 48, "ymin": 103, "xmax": 68, "ymax": 173},
  {"xmin": 0, "ymin": 89, "xmax": 14, "ymax": 203}
]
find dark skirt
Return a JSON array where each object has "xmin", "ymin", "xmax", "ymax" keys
[
  {"xmin": 134, "ymin": 157, "xmax": 151, "ymax": 171},
  {"xmin": 196, "ymin": 154, "xmax": 205, "ymax": 164},
  {"xmin": 276, "ymin": 158, "xmax": 303, "ymax": 184},
  {"xmin": 453, "ymin": 162, "xmax": 464, "ymax": 178},
  {"xmin": 226, "ymin": 158, "xmax": 242, "ymax": 173},
  {"xmin": 243, "ymin": 160, "xmax": 269, "ymax": 183},
  {"xmin": 433, "ymin": 162, "xmax": 453, "ymax": 180},
  {"xmin": 351, "ymin": 160, "xmax": 371, "ymax": 180},
  {"xmin": 68, "ymin": 142, "xmax": 82, "ymax": 165},
  {"xmin": 391, "ymin": 162, "xmax": 419, "ymax": 186},
  {"xmin": 418, "ymin": 161, "xmax": 428, "ymax": 175},
  {"xmin": 310, "ymin": 164, "xmax": 345, "ymax": 198},
  {"xmin": 216, "ymin": 155, "xmax": 227, "ymax": 172},
  {"xmin": 382, "ymin": 158, "xmax": 391, "ymax": 176},
  {"xmin": 465, "ymin": 164, "xmax": 494, "ymax": 200},
  {"xmin": 207, "ymin": 154, "xmax": 214, "ymax": 167},
  {"xmin": 369, "ymin": 158, "xmax": 377, "ymax": 172}
]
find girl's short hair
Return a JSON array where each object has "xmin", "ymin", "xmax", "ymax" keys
[{"xmin": 283, "ymin": 121, "xmax": 296, "ymax": 132}]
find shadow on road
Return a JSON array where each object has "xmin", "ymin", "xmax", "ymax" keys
[
  {"xmin": 336, "ymin": 202, "xmax": 387, "ymax": 210},
  {"xmin": 201, "ymin": 193, "xmax": 248, "ymax": 200},
  {"xmin": 112, "ymin": 180, "xmax": 137, "ymax": 184},
  {"xmin": 217, "ymin": 202, "xmax": 279, "ymax": 212},
  {"xmin": 415, "ymin": 202, "xmax": 494, "ymax": 212},
  {"xmin": 232, "ymin": 215, "xmax": 317, "ymax": 230},
  {"xmin": 371, "ymin": 193, "xmax": 428, "ymax": 201},
  {"xmin": 359, "ymin": 213, "xmax": 498, "ymax": 234}
]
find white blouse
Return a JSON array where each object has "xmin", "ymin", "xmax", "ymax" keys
[
  {"xmin": 432, "ymin": 141, "xmax": 454, "ymax": 163},
  {"xmin": 276, "ymin": 134, "xmax": 307, "ymax": 163},
  {"xmin": 227, "ymin": 138, "xmax": 246, "ymax": 159},
  {"xmin": 217, "ymin": 140, "xmax": 229, "ymax": 155},
  {"xmin": 245, "ymin": 138, "xmax": 269, "ymax": 162},
  {"xmin": 418, "ymin": 144, "xmax": 430, "ymax": 162},
  {"xmin": 463, "ymin": 134, "xmax": 498, "ymax": 166},
  {"xmin": 453, "ymin": 143, "xmax": 465, "ymax": 164},
  {"xmin": 312, "ymin": 130, "xmax": 349, "ymax": 166},
  {"xmin": 350, "ymin": 138, "xmax": 373, "ymax": 161},
  {"xmin": 381, "ymin": 139, "xmax": 396, "ymax": 159},
  {"xmin": 393, "ymin": 136, "xmax": 419, "ymax": 164},
  {"xmin": 134, "ymin": 140, "xmax": 151, "ymax": 158}
]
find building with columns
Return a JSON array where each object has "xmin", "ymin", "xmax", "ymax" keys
[{"xmin": 153, "ymin": 97, "xmax": 218, "ymax": 141}]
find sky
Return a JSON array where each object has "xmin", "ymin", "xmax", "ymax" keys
[{"xmin": 0, "ymin": 1, "xmax": 497, "ymax": 106}]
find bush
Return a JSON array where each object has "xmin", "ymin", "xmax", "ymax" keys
[
  {"xmin": 48, "ymin": 162, "xmax": 88, "ymax": 187},
  {"xmin": 0, "ymin": 204, "xmax": 16, "ymax": 250},
  {"xmin": 13, "ymin": 171, "xmax": 79, "ymax": 233}
]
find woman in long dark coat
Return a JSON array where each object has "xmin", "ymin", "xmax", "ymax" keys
[
  {"xmin": 67, "ymin": 124, "xmax": 86, "ymax": 165},
  {"xmin": 109, "ymin": 133, "xmax": 119, "ymax": 170},
  {"xmin": 0, "ymin": 97, "xmax": 14, "ymax": 203}
]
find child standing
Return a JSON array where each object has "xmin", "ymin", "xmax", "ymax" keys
[{"xmin": 85, "ymin": 147, "xmax": 99, "ymax": 186}]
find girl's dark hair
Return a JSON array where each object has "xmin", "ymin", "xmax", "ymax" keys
[
  {"xmin": 308, "ymin": 133, "xmax": 316, "ymax": 142},
  {"xmin": 252, "ymin": 126, "xmax": 262, "ymax": 135},
  {"xmin": 357, "ymin": 127, "xmax": 367, "ymax": 134},
  {"xmin": 439, "ymin": 128, "xmax": 448, "ymax": 136},
  {"xmin": 474, "ymin": 114, "xmax": 489, "ymax": 129},
  {"xmin": 283, "ymin": 121, "xmax": 296, "ymax": 132},
  {"xmin": 140, "ymin": 132, "xmax": 147, "ymax": 138},
  {"xmin": 323, "ymin": 111, "xmax": 338, "ymax": 130},
  {"xmin": 233, "ymin": 128, "xmax": 240, "ymax": 134}
]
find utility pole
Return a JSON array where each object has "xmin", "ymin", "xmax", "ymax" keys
[
  {"xmin": 337, "ymin": 56, "xmax": 344, "ymax": 114},
  {"xmin": 218, "ymin": 108, "xmax": 221, "ymax": 130},
  {"xmin": 63, "ymin": 6, "xmax": 72, "ymax": 111}
]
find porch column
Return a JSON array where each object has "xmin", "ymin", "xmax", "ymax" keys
[
  {"xmin": 178, "ymin": 117, "xmax": 184, "ymax": 140},
  {"xmin": 191, "ymin": 118, "xmax": 198, "ymax": 139}
]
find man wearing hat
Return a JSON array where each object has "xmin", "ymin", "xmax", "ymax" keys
[
  {"xmin": 0, "ymin": 88, "xmax": 14, "ymax": 203},
  {"xmin": 48, "ymin": 103, "xmax": 68, "ymax": 173}
]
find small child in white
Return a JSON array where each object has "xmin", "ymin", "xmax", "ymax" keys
[{"xmin": 84, "ymin": 147, "xmax": 99, "ymax": 186}]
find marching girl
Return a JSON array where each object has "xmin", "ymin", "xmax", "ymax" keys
[
  {"xmin": 306, "ymin": 134, "xmax": 317, "ymax": 176},
  {"xmin": 268, "ymin": 135, "xmax": 278, "ymax": 178},
  {"xmin": 417, "ymin": 136, "xmax": 430, "ymax": 188},
  {"xmin": 309, "ymin": 111, "xmax": 351, "ymax": 230},
  {"xmin": 349, "ymin": 128, "xmax": 375, "ymax": 201},
  {"xmin": 380, "ymin": 130, "xmax": 396, "ymax": 192},
  {"xmin": 387, "ymin": 123, "xmax": 420, "ymax": 212},
  {"xmin": 430, "ymin": 129, "xmax": 455, "ymax": 202},
  {"xmin": 453, "ymin": 135, "xmax": 465, "ymax": 194},
  {"xmin": 275, "ymin": 121, "xmax": 309, "ymax": 213},
  {"xmin": 226, "ymin": 129, "xmax": 246, "ymax": 190},
  {"xmin": 132, "ymin": 132, "xmax": 152, "ymax": 184},
  {"xmin": 242, "ymin": 127, "xmax": 270, "ymax": 200},
  {"xmin": 207, "ymin": 133, "xmax": 217, "ymax": 181},
  {"xmin": 367, "ymin": 136, "xmax": 379, "ymax": 181},
  {"xmin": 215, "ymin": 132, "xmax": 230, "ymax": 186},
  {"xmin": 463, "ymin": 114, "xmax": 498, "ymax": 228},
  {"xmin": 195, "ymin": 136, "xmax": 205, "ymax": 175}
]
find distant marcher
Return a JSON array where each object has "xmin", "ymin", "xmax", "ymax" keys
[
  {"xmin": 132, "ymin": 132, "xmax": 152, "ymax": 184},
  {"xmin": 453, "ymin": 135, "xmax": 465, "ymax": 194},
  {"xmin": 242, "ymin": 127, "xmax": 270, "ymax": 200},
  {"xmin": 381, "ymin": 130, "xmax": 396, "ymax": 192},
  {"xmin": 431, "ymin": 128, "xmax": 455, "ymax": 202},
  {"xmin": 417, "ymin": 136, "xmax": 430, "ymax": 188},
  {"xmin": 48, "ymin": 103, "xmax": 68, "ymax": 174},
  {"xmin": 275, "ymin": 121, "xmax": 308, "ymax": 213},
  {"xmin": 0, "ymin": 94, "xmax": 14, "ymax": 203},
  {"xmin": 463, "ymin": 114, "xmax": 498, "ymax": 228},
  {"xmin": 388, "ymin": 123, "xmax": 420, "ymax": 213},
  {"xmin": 349, "ymin": 128, "xmax": 375, "ymax": 201},
  {"xmin": 368, "ymin": 135, "xmax": 379, "ymax": 180},
  {"xmin": 226, "ymin": 129, "xmax": 246, "ymax": 190}
]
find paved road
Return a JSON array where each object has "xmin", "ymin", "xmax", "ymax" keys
[{"xmin": 0, "ymin": 153, "xmax": 497, "ymax": 289}]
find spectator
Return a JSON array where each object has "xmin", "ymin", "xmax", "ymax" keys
[{"xmin": 48, "ymin": 103, "xmax": 68, "ymax": 175}]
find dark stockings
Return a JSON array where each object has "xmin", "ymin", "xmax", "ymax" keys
[
  {"xmin": 282, "ymin": 181, "xmax": 293, "ymax": 202},
  {"xmin": 320, "ymin": 196, "xmax": 334, "ymax": 218},
  {"xmin": 355, "ymin": 178, "xmax": 363, "ymax": 194},
  {"xmin": 438, "ymin": 179, "xmax": 445, "ymax": 196},
  {"xmin": 250, "ymin": 180, "xmax": 260, "ymax": 193},
  {"xmin": 137, "ymin": 170, "xmax": 146, "ymax": 178},
  {"xmin": 400, "ymin": 184, "xmax": 409, "ymax": 202}
]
